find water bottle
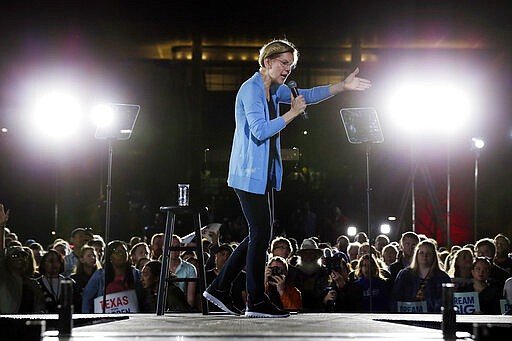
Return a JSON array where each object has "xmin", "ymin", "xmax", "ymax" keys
[
  {"xmin": 441, "ymin": 282, "xmax": 457, "ymax": 339},
  {"xmin": 58, "ymin": 279, "xmax": 74, "ymax": 336},
  {"xmin": 178, "ymin": 183, "xmax": 190, "ymax": 206}
]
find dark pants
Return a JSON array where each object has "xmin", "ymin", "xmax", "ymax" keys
[{"xmin": 212, "ymin": 188, "xmax": 272, "ymax": 306}]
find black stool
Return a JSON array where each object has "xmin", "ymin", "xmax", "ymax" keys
[{"xmin": 156, "ymin": 205, "xmax": 209, "ymax": 315}]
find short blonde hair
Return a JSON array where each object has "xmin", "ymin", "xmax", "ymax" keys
[{"xmin": 258, "ymin": 39, "xmax": 299, "ymax": 68}]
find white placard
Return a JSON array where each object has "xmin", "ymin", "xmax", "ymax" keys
[
  {"xmin": 93, "ymin": 289, "xmax": 139, "ymax": 313},
  {"xmin": 397, "ymin": 301, "xmax": 428, "ymax": 313},
  {"xmin": 453, "ymin": 291, "xmax": 480, "ymax": 314},
  {"xmin": 500, "ymin": 299, "xmax": 511, "ymax": 315}
]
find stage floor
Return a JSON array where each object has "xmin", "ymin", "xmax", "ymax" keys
[{"xmin": 3, "ymin": 312, "xmax": 511, "ymax": 340}]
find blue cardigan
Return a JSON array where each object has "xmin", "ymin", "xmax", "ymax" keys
[
  {"xmin": 227, "ymin": 72, "xmax": 333, "ymax": 194},
  {"xmin": 391, "ymin": 267, "xmax": 451, "ymax": 312},
  {"xmin": 81, "ymin": 267, "xmax": 143, "ymax": 313}
]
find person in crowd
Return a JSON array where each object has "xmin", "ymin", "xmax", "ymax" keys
[
  {"xmin": 136, "ymin": 257, "xmax": 150, "ymax": 271},
  {"xmin": 88, "ymin": 237, "xmax": 106, "ymax": 263},
  {"xmin": 140, "ymin": 260, "xmax": 193, "ymax": 312},
  {"xmin": 335, "ymin": 235, "xmax": 350, "ymax": 254},
  {"xmin": 381, "ymin": 244, "xmax": 398, "ymax": 269},
  {"xmin": 392, "ymin": 239, "xmax": 451, "ymax": 312},
  {"xmin": 63, "ymin": 228, "xmax": 94, "ymax": 277},
  {"xmin": 264, "ymin": 256, "xmax": 302, "ymax": 311},
  {"xmin": 357, "ymin": 242, "xmax": 371, "ymax": 258},
  {"xmin": 202, "ymin": 39, "xmax": 370, "ymax": 318},
  {"xmin": 169, "ymin": 234, "xmax": 197, "ymax": 309},
  {"xmin": 53, "ymin": 240, "xmax": 71, "ymax": 259},
  {"xmin": 438, "ymin": 249, "xmax": 450, "ymax": 269},
  {"xmin": 129, "ymin": 236, "xmax": 142, "ymax": 250},
  {"xmin": 293, "ymin": 238, "xmax": 330, "ymax": 312},
  {"xmin": 493, "ymin": 233, "xmax": 512, "ymax": 274},
  {"xmin": 28, "ymin": 242, "xmax": 45, "ymax": 266},
  {"xmin": 474, "ymin": 238, "xmax": 510, "ymax": 287},
  {"xmin": 504, "ymin": 276, "xmax": 512, "ymax": 301},
  {"xmin": 444, "ymin": 245, "xmax": 462, "ymax": 271},
  {"xmin": 202, "ymin": 225, "xmax": 221, "ymax": 271},
  {"xmin": 458, "ymin": 257, "xmax": 502, "ymax": 314},
  {"xmin": 353, "ymin": 253, "xmax": 390, "ymax": 312},
  {"xmin": 37, "ymin": 249, "xmax": 79, "ymax": 312},
  {"xmin": 322, "ymin": 253, "xmax": 362, "ymax": 312},
  {"xmin": 1, "ymin": 205, "xmax": 45, "ymax": 313},
  {"xmin": 181, "ymin": 249, "xmax": 207, "ymax": 274},
  {"xmin": 205, "ymin": 243, "xmax": 233, "ymax": 286},
  {"xmin": 0, "ymin": 246, "xmax": 46, "ymax": 313},
  {"xmin": 347, "ymin": 242, "xmax": 360, "ymax": 268},
  {"xmin": 270, "ymin": 236, "xmax": 293, "ymax": 259},
  {"xmin": 130, "ymin": 242, "xmax": 150, "ymax": 266},
  {"xmin": 447, "ymin": 247, "xmax": 474, "ymax": 289},
  {"xmin": 7, "ymin": 240, "xmax": 23, "ymax": 247},
  {"xmin": 354, "ymin": 232, "xmax": 369, "ymax": 244},
  {"xmin": 150, "ymin": 233, "xmax": 164, "ymax": 260},
  {"xmin": 389, "ymin": 231, "xmax": 420, "ymax": 282},
  {"xmin": 269, "ymin": 236, "xmax": 300, "ymax": 285},
  {"xmin": 374, "ymin": 234, "xmax": 390, "ymax": 253},
  {"xmin": 23, "ymin": 245, "xmax": 40, "ymax": 278},
  {"xmin": 348, "ymin": 242, "xmax": 389, "ymax": 281},
  {"xmin": 70, "ymin": 245, "xmax": 101, "ymax": 309},
  {"xmin": 82, "ymin": 240, "xmax": 143, "ymax": 313}
]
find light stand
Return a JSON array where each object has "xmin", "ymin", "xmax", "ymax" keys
[
  {"xmin": 446, "ymin": 144, "xmax": 451, "ymax": 247},
  {"xmin": 105, "ymin": 139, "xmax": 113, "ymax": 244},
  {"xmin": 473, "ymin": 150, "xmax": 479, "ymax": 240},
  {"xmin": 471, "ymin": 138, "xmax": 484, "ymax": 241},
  {"xmin": 94, "ymin": 103, "xmax": 140, "ymax": 313},
  {"xmin": 340, "ymin": 107, "xmax": 384, "ymax": 313}
]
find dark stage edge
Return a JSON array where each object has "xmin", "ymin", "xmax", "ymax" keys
[{"xmin": 3, "ymin": 313, "xmax": 511, "ymax": 340}]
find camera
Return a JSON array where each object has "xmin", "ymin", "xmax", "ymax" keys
[
  {"xmin": 271, "ymin": 266, "xmax": 284, "ymax": 276},
  {"xmin": 267, "ymin": 266, "xmax": 284, "ymax": 282}
]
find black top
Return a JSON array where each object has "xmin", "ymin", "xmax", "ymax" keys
[{"xmin": 267, "ymin": 97, "xmax": 278, "ymax": 190}]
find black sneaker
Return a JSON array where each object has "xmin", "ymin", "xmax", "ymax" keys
[
  {"xmin": 203, "ymin": 287, "xmax": 241, "ymax": 316},
  {"xmin": 245, "ymin": 299, "xmax": 290, "ymax": 318}
]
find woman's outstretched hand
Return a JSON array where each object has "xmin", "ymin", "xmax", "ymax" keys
[{"xmin": 343, "ymin": 67, "xmax": 372, "ymax": 91}]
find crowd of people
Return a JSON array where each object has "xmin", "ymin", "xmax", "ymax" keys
[{"xmin": 1, "ymin": 203, "xmax": 512, "ymax": 315}]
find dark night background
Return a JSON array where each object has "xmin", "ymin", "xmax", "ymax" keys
[{"xmin": 0, "ymin": 1, "xmax": 510, "ymax": 247}]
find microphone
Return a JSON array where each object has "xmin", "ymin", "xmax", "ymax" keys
[{"xmin": 287, "ymin": 80, "xmax": 308, "ymax": 119}]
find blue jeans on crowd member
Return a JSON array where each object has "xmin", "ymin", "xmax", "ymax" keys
[{"xmin": 212, "ymin": 188, "xmax": 272, "ymax": 306}]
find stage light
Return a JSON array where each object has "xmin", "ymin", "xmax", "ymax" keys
[
  {"xmin": 471, "ymin": 137, "xmax": 485, "ymax": 150},
  {"xmin": 387, "ymin": 216, "xmax": 397, "ymax": 221},
  {"xmin": 380, "ymin": 223, "xmax": 391, "ymax": 234},
  {"xmin": 347, "ymin": 226, "xmax": 357, "ymax": 237},
  {"xmin": 388, "ymin": 82, "xmax": 471, "ymax": 135},
  {"xmin": 31, "ymin": 91, "xmax": 82, "ymax": 140},
  {"xmin": 1, "ymin": 127, "xmax": 7, "ymax": 133},
  {"xmin": 91, "ymin": 103, "xmax": 115, "ymax": 127}
]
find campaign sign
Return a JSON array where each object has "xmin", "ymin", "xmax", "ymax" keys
[
  {"xmin": 453, "ymin": 292, "xmax": 480, "ymax": 314},
  {"xmin": 397, "ymin": 301, "xmax": 428, "ymax": 313},
  {"xmin": 500, "ymin": 299, "xmax": 511, "ymax": 315},
  {"xmin": 94, "ymin": 289, "xmax": 139, "ymax": 313}
]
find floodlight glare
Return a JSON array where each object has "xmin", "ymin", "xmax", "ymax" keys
[
  {"xmin": 347, "ymin": 226, "xmax": 357, "ymax": 237},
  {"xmin": 388, "ymin": 82, "xmax": 471, "ymax": 134},
  {"xmin": 380, "ymin": 223, "xmax": 391, "ymax": 234},
  {"xmin": 31, "ymin": 92, "xmax": 82, "ymax": 139},
  {"xmin": 91, "ymin": 104, "xmax": 115, "ymax": 127},
  {"xmin": 471, "ymin": 137, "xmax": 485, "ymax": 150}
]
